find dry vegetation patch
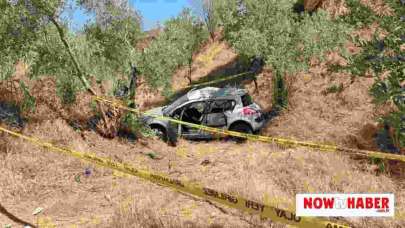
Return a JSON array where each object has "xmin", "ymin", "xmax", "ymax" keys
[
  {"xmin": 360, "ymin": 0, "xmax": 395, "ymax": 16},
  {"xmin": 320, "ymin": 0, "xmax": 351, "ymax": 17},
  {"xmin": 351, "ymin": 22, "xmax": 389, "ymax": 42},
  {"xmin": 134, "ymin": 77, "xmax": 166, "ymax": 111},
  {"xmin": 2, "ymin": 117, "xmax": 404, "ymax": 228},
  {"xmin": 1, "ymin": 7, "xmax": 404, "ymax": 226},
  {"xmin": 261, "ymin": 58, "xmax": 382, "ymax": 150}
]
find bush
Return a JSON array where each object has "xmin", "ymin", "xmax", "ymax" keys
[
  {"xmin": 19, "ymin": 81, "xmax": 36, "ymax": 112},
  {"xmin": 338, "ymin": 0, "xmax": 404, "ymax": 150},
  {"xmin": 215, "ymin": 0, "xmax": 350, "ymax": 110},
  {"xmin": 272, "ymin": 72, "xmax": 288, "ymax": 110},
  {"xmin": 216, "ymin": 0, "xmax": 350, "ymax": 74},
  {"xmin": 323, "ymin": 83, "xmax": 344, "ymax": 95}
]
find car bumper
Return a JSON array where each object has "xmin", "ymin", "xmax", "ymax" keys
[{"xmin": 252, "ymin": 112, "xmax": 268, "ymax": 132}]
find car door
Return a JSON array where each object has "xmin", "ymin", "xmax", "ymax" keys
[
  {"xmin": 173, "ymin": 101, "xmax": 209, "ymax": 139},
  {"xmin": 202, "ymin": 99, "xmax": 236, "ymax": 139}
]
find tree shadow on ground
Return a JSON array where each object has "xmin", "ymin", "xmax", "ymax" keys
[
  {"xmin": 0, "ymin": 203, "xmax": 36, "ymax": 228},
  {"xmin": 167, "ymin": 56, "xmax": 257, "ymax": 103}
]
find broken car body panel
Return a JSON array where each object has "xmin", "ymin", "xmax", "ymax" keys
[{"xmin": 142, "ymin": 87, "xmax": 268, "ymax": 141}]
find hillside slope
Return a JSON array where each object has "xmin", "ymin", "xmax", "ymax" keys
[{"xmin": 1, "ymin": 0, "xmax": 404, "ymax": 227}]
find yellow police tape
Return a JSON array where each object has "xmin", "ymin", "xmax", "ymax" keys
[
  {"xmin": 94, "ymin": 96, "xmax": 405, "ymax": 163},
  {"xmin": 0, "ymin": 126, "xmax": 350, "ymax": 228}
]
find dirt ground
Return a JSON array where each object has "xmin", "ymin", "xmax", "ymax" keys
[
  {"xmin": 1, "ymin": 118, "xmax": 405, "ymax": 228},
  {"xmin": 0, "ymin": 67, "xmax": 404, "ymax": 228}
]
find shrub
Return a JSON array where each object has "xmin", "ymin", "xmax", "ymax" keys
[
  {"xmin": 216, "ymin": 0, "xmax": 350, "ymax": 74},
  {"xmin": 323, "ymin": 83, "xmax": 344, "ymax": 95},
  {"xmin": 338, "ymin": 0, "xmax": 404, "ymax": 150},
  {"xmin": 272, "ymin": 72, "xmax": 288, "ymax": 110},
  {"xmin": 215, "ymin": 0, "xmax": 350, "ymax": 109},
  {"xmin": 19, "ymin": 81, "xmax": 36, "ymax": 112}
]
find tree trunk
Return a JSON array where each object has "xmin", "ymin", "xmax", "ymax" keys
[
  {"xmin": 49, "ymin": 17, "xmax": 95, "ymax": 95},
  {"xmin": 49, "ymin": 17, "xmax": 117, "ymax": 138},
  {"xmin": 187, "ymin": 59, "xmax": 193, "ymax": 85}
]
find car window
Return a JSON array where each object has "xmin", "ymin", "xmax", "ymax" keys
[
  {"xmin": 188, "ymin": 101, "xmax": 207, "ymax": 113},
  {"xmin": 209, "ymin": 100, "xmax": 235, "ymax": 113},
  {"xmin": 172, "ymin": 101, "xmax": 207, "ymax": 119},
  {"xmin": 241, "ymin": 94, "xmax": 253, "ymax": 107},
  {"xmin": 172, "ymin": 106, "xmax": 184, "ymax": 119},
  {"xmin": 163, "ymin": 94, "xmax": 188, "ymax": 114}
]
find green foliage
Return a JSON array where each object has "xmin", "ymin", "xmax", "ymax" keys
[
  {"xmin": 370, "ymin": 157, "xmax": 386, "ymax": 173},
  {"xmin": 57, "ymin": 77, "xmax": 77, "ymax": 105},
  {"xmin": 339, "ymin": 0, "xmax": 377, "ymax": 27},
  {"xmin": 272, "ymin": 72, "xmax": 288, "ymax": 110},
  {"xmin": 371, "ymin": 73, "xmax": 404, "ymax": 108},
  {"xmin": 215, "ymin": 0, "xmax": 350, "ymax": 74},
  {"xmin": 1, "ymin": 0, "xmax": 144, "ymax": 104},
  {"xmin": 324, "ymin": 83, "xmax": 344, "ymax": 95},
  {"xmin": 379, "ymin": 112, "xmax": 404, "ymax": 149},
  {"xmin": 138, "ymin": 8, "xmax": 208, "ymax": 93},
  {"xmin": 337, "ymin": 0, "xmax": 404, "ymax": 149},
  {"xmin": 83, "ymin": 14, "xmax": 142, "ymax": 77},
  {"xmin": 214, "ymin": 0, "xmax": 350, "ymax": 111},
  {"xmin": 19, "ymin": 81, "xmax": 36, "ymax": 112},
  {"xmin": 0, "ymin": 0, "xmax": 56, "ymax": 79},
  {"xmin": 379, "ymin": 111, "xmax": 405, "ymax": 148},
  {"xmin": 121, "ymin": 112, "xmax": 155, "ymax": 138},
  {"xmin": 2, "ymin": 0, "xmax": 67, "ymax": 73}
]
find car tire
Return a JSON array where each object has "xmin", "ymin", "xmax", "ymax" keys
[
  {"xmin": 151, "ymin": 125, "xmax": 168, "ymax": 141},
  {"xmin": 229, "ymin": 122, "xmax": 252, "ymax": 143},
  {"xmin": 150, "ymin": 125, "xmax": 177, "ymax": 146}
]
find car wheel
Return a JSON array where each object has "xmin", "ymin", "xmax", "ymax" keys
[
  {"xmin": 228, "ymin": 122, "xmax": 252, "ymax": 143},
  {"xmin": 150, "ymin": 126, "xmax": 168, "ymax": 142},
  {"xmin": 150, "ymin": 125, "xmax": 177, "ymax": 146}
]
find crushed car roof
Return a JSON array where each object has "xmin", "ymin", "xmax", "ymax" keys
[
  {"xmin": 163, "ymin": 87, "xmax": 246, "ymax": 114},
  {"xmin": 187, "ymin": 87, "xmax": 246, "ymax": 100}
]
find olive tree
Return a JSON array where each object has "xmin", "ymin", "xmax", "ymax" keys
[
  {"xmin": 1, "ymin": 0, "xmax": 143, "ymax": 137},
  {"xmin": 215, "ymin": 0, "xmax": 350, "ymax": 108},
  {"xmin": 190, "ymin": 0, "xmax": 218, "ymax": 40}
]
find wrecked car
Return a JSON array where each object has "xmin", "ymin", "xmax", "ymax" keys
[{"xmin": 142, "ymin": 87, "xmax": 268, "ymax": 144}]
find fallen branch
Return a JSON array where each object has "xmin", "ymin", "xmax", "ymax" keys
[{"xmin": 0, "ymin": 203, "xmax": 37, "ymax": 228}]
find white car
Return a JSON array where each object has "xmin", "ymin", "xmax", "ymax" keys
[{"xmin": 142, "ymin": 87, "xmax": 268, "ymax": 144}]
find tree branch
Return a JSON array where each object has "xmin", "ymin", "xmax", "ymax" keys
[{"xmin": 48, "ymin": 16, "xmax": 96, "ymax": 95}]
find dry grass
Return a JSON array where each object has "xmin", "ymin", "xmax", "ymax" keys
[
  {"xmin": 1, "ymin": 12, "xmax": 404, "ymax": 227},
  {"xmin": 101, "ymin": 206, "xmax": 228, "ymax": 228},
  {"xmin": 0, "ymin": 62, "xmax": 29, "ymax": 106},
  {"xmin": 134, "ymin": 77, "xmax": 166, "ymax": 111},
  {"xmin": 352, "ymin": 22, "xmax": 389, "ymax": 43},
  {"xmin": 261, "ymin": 57, "xmax": 385, "ymax": 150},
  {"xmin": 320, "ymin": 0, "xmax": 350, "ymax": 17},
  {"xmin": 1, "ymin": 118, "xmax": 404, "ymax": 227},
  {"xmin": 244, "ymin": 69, "xmax": 274, "ymax": 112},
  {"xmin": 345, "ymin": 41, "xmax": 363, "ymax": 55},
  {"xmin": 360, "ymin": 0, "xmax": 395, "ymax": 16},
  {"xmin": 304, "ymin": 0, "xmax": 323, "ymax": 11}
]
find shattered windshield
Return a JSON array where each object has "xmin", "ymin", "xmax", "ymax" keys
[{"xmin": 162, "ymin": 94, "xmax": 189, "ymax": 115}]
